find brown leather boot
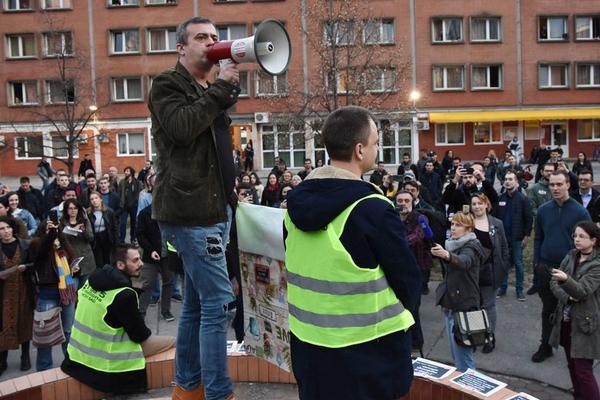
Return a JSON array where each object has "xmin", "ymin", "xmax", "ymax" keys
[{"xmin": 171, "ymin": 384, "xmax": 206, "ymax": 400}]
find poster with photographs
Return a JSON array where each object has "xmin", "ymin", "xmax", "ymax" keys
[{"xmin": 236, "ymin": 203, "xmax": 291, "ymax": 372}]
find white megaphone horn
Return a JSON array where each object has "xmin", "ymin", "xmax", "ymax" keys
[{"xmin": 207, "ymin": 19, "xmax": 291, "ymax": 76}]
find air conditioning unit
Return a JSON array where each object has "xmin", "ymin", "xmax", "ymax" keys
[
  {"xmin": 98, "ymin": 132, "xmax": 110, "ymax": 143},
  {"xmin": 0, "ymin": 135, "xmax": 5, "ymax": 147},
  {"xmin": 254, "ymin": 112, "xmax": 270, "ymax": 124},
  {"xmin": 415, "ymin": 121, "xmax": 430, "ymax": 131},
  {"xmin": 78, "ymin": 133, "xmax": 88, "ymax": 144}
]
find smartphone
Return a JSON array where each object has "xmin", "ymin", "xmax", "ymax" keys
[
  {"xmin": 462, "ymin": 205, "xmax": 470, "ymax": 214},
  {"xmin": 49, "ymin": 210, "xmax": 59, "ymax": 225}
]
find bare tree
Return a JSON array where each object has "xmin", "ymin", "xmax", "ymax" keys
[
  {"xmin": 262, "ymin": 0, "xmax": 411, "ymax": 134},
  {"xmin": 5, "ymin": 12, "xmax": 104, "ymax": 177}
]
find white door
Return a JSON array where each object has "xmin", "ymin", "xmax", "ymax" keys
[{"xmin": 548, "ymin": 122, "xmax": 569, "ymax": 157}]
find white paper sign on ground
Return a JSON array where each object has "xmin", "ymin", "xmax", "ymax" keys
[
  {"xmin": 412, "ymin": 357, "xmax": 456, "ymax": 380},
  {"xmin": 503, "ymin": 393, "xmax": 540, "ymax": 400},
  {"xmin": 450, "ymin": 369, "xmax": 507, "ymax": 397}
]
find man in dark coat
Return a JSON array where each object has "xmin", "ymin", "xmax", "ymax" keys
[
  {"xmin": 570, "ymin": 169, "xmax": 600, "ymax": 222},
  {"xmin": 285, "ymin": 106, "xmax": 420, "ymax": 400},
  {"xmin": 77, "ymin": 154, "xmax": 95, "ymax": 178},
  {"xmin": 16, "ymin": 177, "xmax": 44, "ymax": 221},
  {"xmin": 443, "ymin": 165, "xmax": 498, "ymax": 214}
]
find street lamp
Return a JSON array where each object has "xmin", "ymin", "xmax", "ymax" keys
[
  {"xmin": 409, "ymin": 90, "xmax": 421, "ymax": 109},
  {"xmin": 88, "ymin": 105, "xmax": 98, "ymax": 112}
]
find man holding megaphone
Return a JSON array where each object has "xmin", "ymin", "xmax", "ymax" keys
[{"xmin": 148, "ymin": 17, "xmax": 241, "ymax": 400}]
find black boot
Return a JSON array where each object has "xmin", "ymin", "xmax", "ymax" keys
[
  {"xmin": 0, "ymin": 351, "xmax": 7, "ymax": 375},
  {"xmin": 531, "ymin": 344, "xmax": 553, "ymax": 363},
  {"xmin": 20, "ymin": 342, "xmax": 30, "ymax": 371},
  {"xmin": 482, "ymin": 337, "xmax": 495, "ymax": 354}
]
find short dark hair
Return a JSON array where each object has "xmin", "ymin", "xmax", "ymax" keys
[
  {"xmin": 176, "ymin": 16, "xmax": 214, "ymax": 45},
  {"xmin": 402, "ymin": 152, "xmax": 410, "ymax": 158},
  {"xmin": 453, "ymin": 156, "xmax": 462, "ymax": 162},
  {"xmin": 550, "ymin": 170, "xmax": 570, "ymax": 182},
  {"xmin": 304, "ymin": 158, "xmax": 312, "ymax": 163},
  {"xmin": 322, "ymin": 106, "xmax": 374, "ymax": 162},
  {"xmin": 578, "ymin": 169, "xmax": 594, "ymax": 180},
  {"xmin": 19, "ymin": 176, "xmax": 30, "ymax": 183},
  {"xmin": 574, "ymin": 220, "xmax": 600, "ymax": 247},
  {"xmin": 504, "ymin": 170, "xmax": 518, "ymax": 181},
  {"xmin": 237, "ymin": 182, "xmax": 252, "ymax": 191},
  {"xmin": 112, "ymin": 244, "xmax": 139, "ymax": 266},
  {"xmin": 0, "ymin": 215, "xmax": 18, "ymax": 237},
  {"xmin": 403, "ymin": 180, "xmax": 420, "ymax": 191},
  {"xmin": 85, "ymin": 173, "xmax": 96, "ymax": 180},
  {"xmin": 395, "ymin": 190, "xmax": 412, "ymax": 199},
  {"xmin": 471, "ymin": 161, "xmax": 484, "ymax": 169},
  {"xmin": 542, "ymin": 162, "xmax": 557, "ymax": 171}
]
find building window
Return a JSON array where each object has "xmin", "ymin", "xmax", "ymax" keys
[
  {"xmin": 313, "ymin": 131, "xmax": 328, "ymax": 167},
  {"xmin": 539, "ymin": 63, "xmax": 569, "ymax": 88},
  {"xmin": 6, "ymin": 33, "xmax": 36, "ymax": 58},
  {"xmin": 8, "ymin": 81, "xmax": 38, "ymax": 106},
  {"xmin": 110, "ymin": 30, "xmax": 139, "ymax": 54},
  {"xmin": 260, "ymin": 124, "xmax": 305, "ymax": 169},
  {"xmin": 50, "ymin": 135, "xmax": 78, "ymax": 158},
  {"xmin": 43, "ymin": 32, "xmax": 73, "ymax": 57},
  {"xmin": 470, "ymin": 17, "xmax": 501, "ymax": 42},
  {"xmin": 538, "ymin": 16, "xmax": 568, "ymax": 41},
  {"xmin": 578, "ymin": 120, "xmax": 600, "ymax": 141},
  {"xmin": 471, "ymin": 65, "xmax": 502, "ymax": 90},
  {"xmin": 3, "ymin": 0, "xmax": 32, "ymax": 11},
  {"xmin": 435, "ymin": 123, "xmax": 464, "ymax": 145},
  {"xmin": 112, "ymin": 77, "xmax": 143, "ymax": 101},
  {"xmin": 42, "ymin": 0, "xmax": 72, "ymax": 9},
  {"xmin": 575, "ymin": 16, "xmax": 600, "ymax": 40},
  {"xmin": 147, "ymin": 27, "xmax": 176, "ymax": 52},
  {"xmin": 576, "ymin": 63, "xmax": 600, "ymax": 88},
  {"xmin": 432, "ymin": 65, "xmax": 464, "ymax": 91},
  {"xmin": 145, "ymin": 0, "xmax": 176, "ymax": 4},
  {"xmin": 15, "ymin": 136, "xmax": 43, "ymax": 159},
  {"xmin": 365, "ymin": 67, "xmax": 396, "ymax": 93},
  {"xmin": 473, "ymin": 122, "xmax": 502, "ymax": 144},
  {"xmin": 324, "ymin": 20, "xmax": 355, "ymax": 46},
  {"xmin": 117, "ymin": 133, "xmax": 145, "ymax": 155},
  {"xmin": 327, "ymin": 69, "xmax": 354, "ymax": 94},
  {"xmin": 239, "ymin": 71, "xmax": 249, "ymax": 97},
  {"xmin": 46, "ymin": 80, "xmax": 75, "ymax": 103},
  {"xmin": 217, "ymin": 25, "xmax": 246, "ymax": 41},
  {"xmin": 256, "ymin": 71, "xmax": 287, "ymax": 96},
  {"xmin": 108, "ymin": 0, "xmax": 139, "ymax": 6},
  {"xmin": 432, "ymin": 17, "xmax": 463, "ymax": 43},
  {"xmin": 378, "ymin": 119, "xmax": 411, "ymax": 164},
  {"xmin": 363, "ymin": 18, "xmax": 394, "ymax": 44}
]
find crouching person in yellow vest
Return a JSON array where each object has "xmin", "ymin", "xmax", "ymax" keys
[
  {"xmin": 284, "ymin": 106, "xmax": 422, "ymax": 400},
  {"xmin": 61, "ymin": 244, "xmax": 175, "ymax": 395}
]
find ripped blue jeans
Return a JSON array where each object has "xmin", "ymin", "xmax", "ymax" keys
[{"xmin": 159, "ymin": 205, "xmax": 234, "ymax": 400}]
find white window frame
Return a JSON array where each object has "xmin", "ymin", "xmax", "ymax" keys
[
  {"xmin": 41, "ymin": 0, "xmax": 72, "ymax": 10},
  {"xmin": 432, "ymin": 65, "xmax": 464, "ymax": 91},
  {"xmin": 112, "ymin": 77, "xmax": 143, "ymax": 102},
  {"xmin": 45, "ymin": 79, "xmax": 75, "ymax": 104},
  {"xmin": 473, "ymin": 122, "xmax": 503, "ymax": 145},
  {"xmin": 108, "ymin": 0, "xmax": 139, "ymax": 6},
  {"xmin": 255, "ymin": 71, "xmax": 288, "ymax": 96},
  {"xmin": 145, "ymin": 0, "xmax": 177, "ymax": 4},
  {"xmin": 50, "ymin": 135, "xmax": 79, "ymax": 159},
  {"xmin": 538, "ymin": 16, "xmax": 568, "ymax": 41},
  {"xmin": 365, "ymin": 67, "xmax": 396, "ymax": 93},
  {"xmin": 575, "ymin": 16, "xmax": 600, "ymax": 41},
  {"xmin": 539, "ymin": 63, "xmax": 569, "ymax": 89},
  {"xmin": 117, "ymin": 132, "xmax": 146, "ymax": 156},
  {"xmin": 575, "ymin": 63, "xmax": 600, "ymax": 88},
  {"xmin": 43, "ymin": 32, "xmax": 74, "ymax": 57},
  {"xmin": 431, "ymin": 17, "xmax": 463, "ymax": 43},
  {"xmin": 362, "ymin": 18, "xmax": 395, "ymax": 45},
  {"xmin": 377, "ymin": 120, "xmax": 411, "ymax": 165},
  {"xmin": 147, "ymin": 27, "xmax": 176, "ymax": 53},
  {"xmin": 110, "ymin": 29, "xmax": 140, "ymax": 54},
  {"xmin": 470, "ymin": 16, "xmax": 501, "ymax": 42},
  {"xmin": 5, "ymin": 33, "xmax": 36, "ymax": 59},
  {"xmin": 435, "ymin": 123, "xmax": 465, "ymax": 145},
  {"xmin": 14, "ymin": 136, "xmax": 43, "ymax": 160},
  {"xmin": 260, "ymin": 124, "xmax": 305, "ymax": 169},
  {"xmin": 471, "ymin": 64, "xmax": 503, "ymax": 90},
  {"xmin": 217, "ymin": 24, "xmax": 247, "ymax": 41},
  {"xmin": 238, "ymin": 70, "xmax": 249, "ymax": 97},
  {"xmin": 577, "ymin": 120, "xmax": 600, "ymax": 141},
  {"xmin": 3, "ymin": 0, "xmax": 32, "ymax": 10},
  {"xmin": 323, "ymin": 20, "xmax": 355, "ymax": 46},
  {"xmin": 8, "ymin": 81, "xmax": 39, "ymax": 106}
]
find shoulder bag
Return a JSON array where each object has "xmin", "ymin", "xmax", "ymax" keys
[
  {"xmin": 452, "ymin": 309, "xmax": 494, "ymax": 347},
  {"xmin": 32, "ymin": 307, "xmax": 65, "ymax": 348}
]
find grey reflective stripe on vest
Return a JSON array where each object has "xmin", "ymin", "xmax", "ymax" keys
[
  {"xmin": 69, "ymin": 337, "xmax": 144, "ymax": 360},
  {"xmin": 288, "ymin": 302, "xmax": 405, "ymax": 328},
  {"xmin": 73, "ymin": 320, "xmax": 131, "ymax": 343},
  {"xmin": 287, "ymin": 270, "xmax": 390, "ymax": 295}
]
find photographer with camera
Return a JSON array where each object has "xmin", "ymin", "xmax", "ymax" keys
[{"xmin": 442, "ymin": 163, "xmax": 498, "ymax": 215}]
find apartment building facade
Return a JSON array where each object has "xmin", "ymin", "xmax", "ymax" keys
[{"xmin": 0, "ymin": 0, "xmax": 598, "ymax": 177}]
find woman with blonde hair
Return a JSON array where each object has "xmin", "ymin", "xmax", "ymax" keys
[{"xmin": 432, "ymin": 211, "xmax": 489, "ymax": 371}]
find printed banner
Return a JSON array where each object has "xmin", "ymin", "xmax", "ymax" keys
[{"xmin": 236, "ymin": 203, "xmax": 291, "ymax": 372}]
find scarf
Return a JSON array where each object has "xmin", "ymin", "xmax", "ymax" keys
[
  {"xmin": 445, "ymin": 232, "xmax": 477, "ymax": 253},
  {"xmin": 53, "ymin": 239, "xmax": 77, "ymax": 305}
]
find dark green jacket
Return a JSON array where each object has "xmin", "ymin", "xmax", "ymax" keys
[{"xmin": 148, "ymin": 62, "xmax": 240, "ymax": 226}]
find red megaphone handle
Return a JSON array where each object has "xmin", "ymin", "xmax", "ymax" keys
[{"xmin": 207, "ymin": 42, "xmax": 233, "ymax": 63}]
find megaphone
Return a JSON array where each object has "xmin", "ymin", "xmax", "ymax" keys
[{"xmin": 207, "ymin": 19, "xmax": 291, "ymax": 76}]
